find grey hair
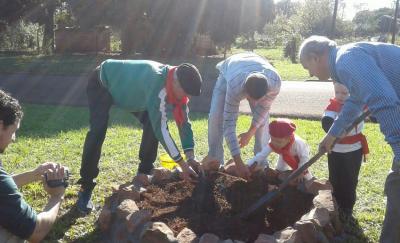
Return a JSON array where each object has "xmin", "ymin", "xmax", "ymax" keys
[{"xmin": 299, "ymin": 35, "xmax": 337, "ymax": 62}]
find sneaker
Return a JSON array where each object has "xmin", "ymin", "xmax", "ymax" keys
[{"xmin": 77, "ymin": 188, "xmax": 94, "ymax": 214}]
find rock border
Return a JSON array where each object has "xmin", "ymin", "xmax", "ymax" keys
[{"xmin": 97, "ymin": 167, "xmax": 342, "ymax": 243}]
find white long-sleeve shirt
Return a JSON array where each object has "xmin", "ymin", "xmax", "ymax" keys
[
  {"xmin": 247, "ymin": 135, "xmax": 313, "ymax": 180},
  {"xmin": 217, "ymin": 52, "xmax": 281, "ymax": 156},
  {"xmin": 323, "ymin": 109, "xmax": 364, "ymax": 153}
]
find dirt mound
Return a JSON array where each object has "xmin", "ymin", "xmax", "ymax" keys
[{"xmin": 137, "ymin": 172, "xmax": 313, "ymax": 242}]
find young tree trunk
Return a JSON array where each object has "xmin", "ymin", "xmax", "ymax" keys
[
  {"xmin": 330, "ymin": 0, "xmax": 339, "ymax": 39},
  {"xmin": 121, "ymin": 16, "xmax": 136, "ymax": 56},
  {"xmin": 36, "ymin": 25, "xmax": 40, "ymax": 53},
  {"xmin": 42, "ymin": 3, "xmax": 56, "ymax": 54}
]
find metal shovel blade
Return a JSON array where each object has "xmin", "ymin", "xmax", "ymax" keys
[{"xmin": 238, "ymin": 189, "xmax": 279, "ymax": 219}]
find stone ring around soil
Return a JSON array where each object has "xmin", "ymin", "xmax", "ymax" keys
[{"xmin": 97, "ymin": 167, "xmax": 342, "ymax": 243}]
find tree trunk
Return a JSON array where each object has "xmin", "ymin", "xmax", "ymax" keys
[
  {"xmin": 42, "ymin": 3, "xmax": 56, "ymax": 54},
  {"xmin": 392, "ymin": 0, "xmax": 399, "ymax": 44},
  {"xmin": 330, "ymin": 0, "xmax": 339, "ymax": 39},
  {"xmin": 36, "ymin": 25, "xmax": 40, "ymax": 53},
  {"xmin": 223, "ymin": 44, "xmax": 227, "ymax": 59},
  {"xmin": 121, "ymin": 22, "xmax": 136, "ymax": 55}
]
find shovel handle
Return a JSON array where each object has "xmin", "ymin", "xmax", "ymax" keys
[
  {"xmin": 279, "ymin": 110, "xmax": 371, "ymax": 190},
  {"xmin": 239, "ymin": 110, "xmax": 371, "ymax": 219}
]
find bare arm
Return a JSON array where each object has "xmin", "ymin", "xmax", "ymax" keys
[
  {"xmin": 12, "ymin": 170, "xmax": 40, "ymax": 188},
  {"xmin": 28, "ymin": 164, "xmax": 66, "ymax": 243},
  {"xmin": 29, "ymin": 194, "xmax": 63, "ymax": 243},
  {"xmin": 13, "ymin": 162, "xmax": 60, "ymax": 188}
]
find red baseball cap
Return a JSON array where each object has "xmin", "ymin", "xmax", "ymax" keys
[{"xmin": 269, "ymin": 119, "xmax": 296, "ymax": 138}]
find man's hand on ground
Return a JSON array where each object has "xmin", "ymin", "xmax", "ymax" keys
[
  {"xmin": 178, "ymin": 161, "xmax": 198, "ymax": 183},
  {"xmin": 187, "ymin": 159, "xmax": 201, "ymax": 174},
  {"xmin": 233, "ymin": 156, "xmax": 251, "ymax": 181},
  {"xmin": 238, "ymin": 131, "xmax": 252, "ymax": 148}
]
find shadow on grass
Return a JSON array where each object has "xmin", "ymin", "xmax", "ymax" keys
[
  {"xmin": 44, "ymin": 204, "xmax": 108, "ymax": 243},
  {"xmin": 336, "ymin": 214, "xmax": 371, "ymax": 243},
  {"xmin": 43, "ymin": 206, "xmax": 101, "ymax": 243}
]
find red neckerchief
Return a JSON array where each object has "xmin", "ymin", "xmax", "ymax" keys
[
  {"xmin": 165, "ymin": 66, "xmax": 189, "ymax": 126},
  {"xmin": 269, "ymin": 134, "xmax": 300, "ymax": 170},
  {"xmin": 326, "ymin": 98, "xmax": 343, "ymax": 112},
  {"xmin": 326, "ymin": 98, "xmax": 369, "ymax": 161}
]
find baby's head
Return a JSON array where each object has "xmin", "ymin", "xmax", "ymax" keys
[
  {"xmin": 269, "ymin": 119, "xmax": 296, "ymax": 149},
  {"xmin": 333, "ymin": 82, "xmax": 349, "ymax": 104}
]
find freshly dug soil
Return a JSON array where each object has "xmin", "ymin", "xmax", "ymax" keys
[{"xmin": 137, "ymin": 172, "xmax": 313, "ymax": 242}]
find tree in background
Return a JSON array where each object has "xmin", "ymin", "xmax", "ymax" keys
[
  {"xmin": 264, "ymin": 0, "xmax": 332, "ymax": 63},
  {"xmin": 200, "ymin": 0, "xmax": 274, "ymax": 56},
  {"xmin": 144, "ymin": 0, "xmax": 202, "ymax": 57},
  {"xmin": 0, "ymin": 0, "xmax": 30, "ymax": 24},
  {"xmin": 353, "ymin": 8, "xmax": 394, "ymax": 37},
  {"xmin": 67, "ymin": 0, "xmax": 275, "ymax": 57},
  {"xmin": 25, "ymin": 0, "xmax": 62, "ymax": 54},
  {"xmin": 0, "ymin": 0, "xmax": 63, "ymax": 53}
]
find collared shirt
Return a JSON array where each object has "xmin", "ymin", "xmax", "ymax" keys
[
  {"xmin": 327, "ymin": 42, "xmax": 400, "ymax": 160},
  {"xmin": 217, "ymin": 52, "xmax": 281, "ymax": 156}
]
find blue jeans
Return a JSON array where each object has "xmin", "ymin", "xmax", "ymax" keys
[
  {"xmin": 208, "ymin": 75, "xmax": 269, "ymax": 164},
  {"xmin": 380, "ymin": 160, "xmax": 400, "ymax": 243}
]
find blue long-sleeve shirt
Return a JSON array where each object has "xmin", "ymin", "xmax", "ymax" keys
[{"xmin": 327, "ymin": 42, "xmax": 400, "ymax": 161}]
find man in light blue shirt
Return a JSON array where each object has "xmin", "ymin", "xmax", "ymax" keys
[
  {"xmin": 299, "ymin": 35, "xmax": 400, "ymax": 243},
  {"xmin": 207, "ymin": 52, "xmax": 281, "ymax": 180}
]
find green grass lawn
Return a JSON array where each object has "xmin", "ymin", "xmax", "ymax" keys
[
  {"xmin": 2, "ymin": 104, "xmax": 390, "ymax": 242},
  {"xmin": 0, "ymin": 47, "xmax": 310, "ymax": 81}
]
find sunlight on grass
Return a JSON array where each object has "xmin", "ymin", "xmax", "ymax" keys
[
  {"xmin": 0, "ymin": 47, "xmax": 312, "ymax": 80},
  {"xmin": 1, "ymin": 104, "xmax": 391, "ymax": 242}
]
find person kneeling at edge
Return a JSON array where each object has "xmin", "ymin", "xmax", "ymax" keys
[
  {"xmin": 0, "ymin": 90, "xmax": 67, "ymax": 243},
  {"xmin": 76, "ymin": 59, "xmax": 202, "ymax": 214}
]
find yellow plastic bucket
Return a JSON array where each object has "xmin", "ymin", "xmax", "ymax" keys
[{"xmin": 159, "ymin": 153, "xmax": 186, "ymax": 170}]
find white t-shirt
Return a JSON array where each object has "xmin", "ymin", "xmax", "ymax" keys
[
  {"xmin": 247, "ymin": 135, "xmax": 313, "ymax": 180},
  {"xmin": 323, "ymin": 110, "xmax": 363, "ymax": 153}
]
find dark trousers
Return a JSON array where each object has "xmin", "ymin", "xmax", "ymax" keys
[
  {"xmin": 78, "ymin": 69, "xmax": 158, "ymax": 190},
  {"xmin": 328, "ymin": 148, "xmax": 362, "ymax": 214}
]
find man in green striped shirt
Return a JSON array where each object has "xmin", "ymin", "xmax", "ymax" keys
[{"xmin": 76, "ymin": 59, "xmax": 202, "ymax": 214}]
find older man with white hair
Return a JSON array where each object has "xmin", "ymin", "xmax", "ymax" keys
[
  {"xmin": 207, "ymin": 52, "xmax": 281, "ymax": 180},
  {"xmin": 299, "ymin": 35, "xmax": 400, "ymax": 243}
]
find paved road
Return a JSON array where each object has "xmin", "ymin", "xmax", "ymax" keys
[
  {"xmin": 240, "ymin": 81, "xmax": 333, "ymax": 119},
  {"xmin": 0, "ymin": 74, "xmax": 333, "ymax": 119}
]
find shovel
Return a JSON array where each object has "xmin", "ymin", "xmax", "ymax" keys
[{"xmin": 238, "ymin": 110, "xmax": 371, "ymax": 219}]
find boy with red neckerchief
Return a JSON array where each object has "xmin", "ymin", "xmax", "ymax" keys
[
  {"xmin": 76, "ymin": 60, "xmax": 202, "ymax": 214},
  {"xmin": 322, "ymin": 82, "xmax": 369, "ymax": 216},
  {"xmin": 245, "ymin": 118, "xmax": 313, "ymax": 185}
]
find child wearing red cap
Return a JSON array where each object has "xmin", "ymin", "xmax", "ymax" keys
[
  {"xmin": 246, "ymin": 118, "xmax": 313, "ymax": 184},
  {"xmin": 322, "ymin": 82, "xmax": 369, "ymax": 216}
]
